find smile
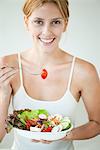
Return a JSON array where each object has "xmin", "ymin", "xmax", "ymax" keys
[{"xmin": 39, "ymin": 38, "xmax": 55, "ymax": 45}]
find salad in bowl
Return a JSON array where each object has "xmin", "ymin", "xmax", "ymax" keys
[{"xmin": 6, "ymin": 109, "xmax": 73, "ymax": 140}]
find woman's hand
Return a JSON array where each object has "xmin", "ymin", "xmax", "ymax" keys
[
  {"xmin": 0, "ymin": 64, "xmax": 18, "ymax": 141},
  {"xmin": 0, "ymin": 65, "xmax": 18, "ymax": 98},
  {"xmin": 31, "ymin": 133, "xmax": 70, "ymax": 144},
  {"xmin": 32, "ymin": 139, "xmax": 53, "ymax": 144},
  {"xmin": 31, "ymin": 137, "xmax": 69, "ymax": 144}
]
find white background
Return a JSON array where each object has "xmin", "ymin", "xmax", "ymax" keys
[{"xmin": 0, "ymin": 0, "xmax": 100, "ymax": 149}]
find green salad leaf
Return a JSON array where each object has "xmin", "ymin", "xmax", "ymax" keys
[
  {"xmin": 38, "ymin": 109, "xmax": 49, "ymax": 117},
  {"xmin": 17, "ymin": 109, "xmax": 49, "ymax": 123}
]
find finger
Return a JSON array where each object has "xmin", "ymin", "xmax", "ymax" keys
[
  {"xmin": 0, "ymin": 64, "xmax": 8, "ymax": 70},
  {"xmin": 0, "ymin": 69, "xmax": 18, "ymax": 83},
  {"xmin": 31, "ymin": 139, "xmax": 40, "ymax": 143},
  {"xmin": 0, "ymin": 68, "xmax": 18, "ymax": 80},
  {"xmin": 0, "ymin": 66, "xmax": 6, "ymax": 70},
  {"xmin": 0, "ymin": 67, "xmax": 15, "ymax": 77},
  {"xmin": 60, "ymin": 136, "xmax": 67, "ymax": 141},
  {"xmin": 40, "ymin": 139, "xmax": 52, "ymax": 144},
  {"xmin": 5, "ymin": 70, "xmax": 18, "ymax": 85}
]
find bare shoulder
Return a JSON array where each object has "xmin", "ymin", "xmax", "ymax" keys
[
  {"xmin": 61, "ymin": 50, "xmax": 99, "ymax": 88},
  {"xmin": 76, "ymin": 57, "xmax": 98, "ymax": 74},
  {"xmin": 75, "ymin": 57, "xmax": 99, "ymax": 90}
]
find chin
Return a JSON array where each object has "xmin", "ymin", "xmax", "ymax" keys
[{"xmin": 40, "ymin": 45, "xmax": 58, "ymax": 54}]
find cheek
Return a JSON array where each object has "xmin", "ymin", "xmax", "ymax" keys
[
  {"xmin": 27, "ymin": 23, "xmax": 39, "ymax": 35},
  {"xmin": 28, "ymin": 27, "xmax": 40, "ymax": 37},
  {"xmin": 53, "ymin": 26, "xmax": 65, "ymax": 36},
  {"xmin": 54, "ymin": 29, "xmax": 63, "ymax": 38}
]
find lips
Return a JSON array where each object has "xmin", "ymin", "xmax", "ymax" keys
[{"xmin": 39, "ymin": 37, "xmax": 55, "ymax": 45}]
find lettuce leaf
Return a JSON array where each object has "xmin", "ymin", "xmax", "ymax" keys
[
  {"xmin": 38, "ymin": 109, "xmax": 49, "ymax": 117},
  {"xmin": 18, "ymin": 109, "xmax": 49, "ymax": 123}
]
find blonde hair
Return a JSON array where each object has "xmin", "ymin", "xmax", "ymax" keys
[{"xmin": 23, "ymin": 0, "xmax": 69, "ymax": 21}]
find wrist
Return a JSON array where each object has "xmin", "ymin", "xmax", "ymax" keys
[{"xmin": 66, "ymin": 130, "xmax": 73, "ymax": 140}]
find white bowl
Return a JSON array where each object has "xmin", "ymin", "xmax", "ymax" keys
[{"xmin": 14, "ymin": 125, "xmax": 73, "ymax": 141}]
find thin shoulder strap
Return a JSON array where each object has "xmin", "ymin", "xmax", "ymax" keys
[
  {"xmin": 18, "ymin": 52, "xmax": 23, "ymax": 86},
  {"xmin": 67, "ymin": 56, "xmax": 76, "ymax": 91}
]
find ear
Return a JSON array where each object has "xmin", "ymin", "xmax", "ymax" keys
[{"xmin": 24, "ymin": 15, "xmax": 29, "ymax": 30}]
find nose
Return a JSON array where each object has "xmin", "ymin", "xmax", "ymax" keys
[{"xmin": 42, "ymin": 23, "xmax": 52, "ymax": 36}]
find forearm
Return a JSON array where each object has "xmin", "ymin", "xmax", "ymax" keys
[
  {"xmin": 0, "ymin": 124, "xmax": 6, "ymax": 142},
  {"xmin": 0, "ymin": 108, "xmax": 7, "ymax": 141},
  {"xmin": 0, "ymin": 96, "xmax": 10, "ymax": 141},
  {"xmin": 67, "ymin": 121, "xmax": 100, "ymax": 140}
]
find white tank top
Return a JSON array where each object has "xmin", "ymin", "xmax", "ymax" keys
[{"xmin": 11, "ymin": 53, "xmax": 78, "ymax": 150}]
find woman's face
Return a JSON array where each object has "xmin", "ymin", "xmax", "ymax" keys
[{"xmin": 25, "ymin": 2, "xmax": 67, "ymax": 53}]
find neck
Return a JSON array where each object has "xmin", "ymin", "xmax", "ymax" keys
[{"xmin": 27, "ymin": 47, "xmax": 61, "ymax": 67}]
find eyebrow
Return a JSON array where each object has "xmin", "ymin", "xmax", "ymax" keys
[{"xmin": 33, "ymin": 17, "xmax": 63, "ymax": 21}]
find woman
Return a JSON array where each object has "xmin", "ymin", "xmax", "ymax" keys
[{"xmin": 0, "ymin": 0, "xmax": 100, "ymax": 150}]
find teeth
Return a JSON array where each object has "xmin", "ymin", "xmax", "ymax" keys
[{"xmin": 40, "ymin": 38, "xmax": 54, "ymax": 43}]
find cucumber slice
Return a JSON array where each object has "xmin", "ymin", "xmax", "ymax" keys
[{"xmin": 52, "ymin": 125, "xmax": 63, "ymax": 132}]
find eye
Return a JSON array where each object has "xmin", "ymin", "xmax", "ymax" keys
[
  {"xmin": 52, "ymin": 20, "xmax": 61, "ymax": 25},
  {"xmin": 33, "ymin": 20, "xmax": 43, "ymax": 25}
]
